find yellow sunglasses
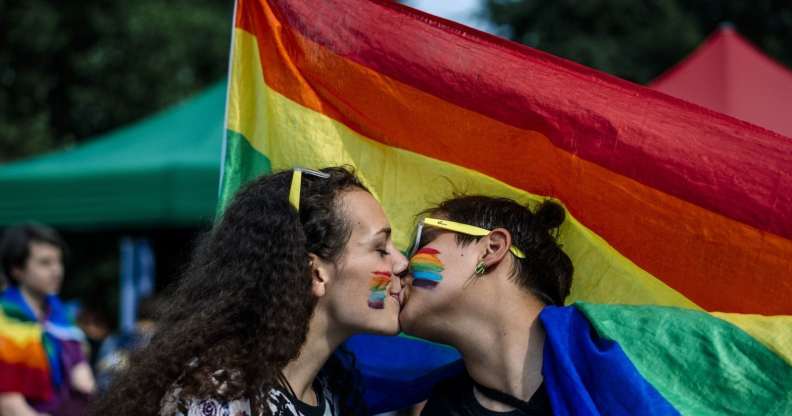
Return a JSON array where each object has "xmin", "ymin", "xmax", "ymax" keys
[
  {"xmin": 408, "ymin": 217, "xmax": 526, "ymax": 259},
  {"xmin": 289, "ymin": 167, "xmax": 330, "ymax": 211}
]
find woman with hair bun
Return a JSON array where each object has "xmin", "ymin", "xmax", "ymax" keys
[
  {"xmin": 399, "ymin": 195, "xmax": 572, "ymax": 415},
  {"xmin": 93, "ymin": 166, "xmax": 408, "ymax": 416},
  {"xmin": 399, "ymin": 194, "xmax": 707, "ymax": 416}
]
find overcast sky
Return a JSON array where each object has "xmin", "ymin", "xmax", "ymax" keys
[{"xmin": 403, "ymin": 0, "xmax": 500, "ymax": 34}]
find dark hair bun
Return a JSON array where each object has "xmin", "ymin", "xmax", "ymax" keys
[{"xmin": 534, "ymin": 200, "xmax": 566, "ymax": 230}]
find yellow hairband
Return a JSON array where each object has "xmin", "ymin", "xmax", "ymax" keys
[
  {"xmin": 289, "ymin": 168, "xmax": 330, "ymax": 211},
  {"xmin": 413, "ymin": 217, "xmax": 526, "ymax": 258}
]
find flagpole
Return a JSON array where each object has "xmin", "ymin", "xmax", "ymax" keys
[{"xmin": 217, "ymin": 0, "xmax": 239, "ymax": 205}]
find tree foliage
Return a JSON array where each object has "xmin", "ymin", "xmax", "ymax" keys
[
  {"xmin": 4, "ymin": 1, "xmax": 790, "ymax": 162},
  {"xmin": 484, "ymin": 0, "xmax": 792, "ymax": 84},
  {"xmin": 0, "ymin": 0, "xmax": 232, "ymax": 162}
]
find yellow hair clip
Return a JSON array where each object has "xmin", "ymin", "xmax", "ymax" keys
[
  {"xmin": 417, "ymin": 217, "xmax": 526, "ymax": 258},
  {"xmin": 289, "ymin": 167, "xmax": 330, "ymax": 211}
]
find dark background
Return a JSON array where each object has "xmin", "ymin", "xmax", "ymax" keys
[{"xmin": 484, "ymin": 1, "xmax": 792, "ymax": 84}]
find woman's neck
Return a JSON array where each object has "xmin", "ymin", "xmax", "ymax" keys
[
  {"xmin": 19, "ymin": 286, "xmax": 47, "ymax": 321},
  {"xmin": 454, "ymin": 294, "xmax": 546, "ymax": 411},
  {"xmin": 280, "ymin": 303, "xmax": 350, "ymax": 405}
]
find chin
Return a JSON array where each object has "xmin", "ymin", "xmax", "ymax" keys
[
  {"xmin": 399, "ymin": 304, "xmax": 440, "ymax": 341},
  {"xmin": 46, "ymin": 283, "xmax": 62, "ymax": 295},
  {"xmin": 366, "ymin": 317, "xmax": 400, "ymax": 336},
  {"xmin": 398, "ymin": 307, "xmax": 420, "ymax": 337},
  {"xmin": 355, "ymin": 300, "xmax": 400, "ymax": 335}
]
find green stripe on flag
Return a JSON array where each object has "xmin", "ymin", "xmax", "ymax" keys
[
  {"xmin": 218, "ymin": 129, "xmax": 272, "ymax": 213},
  {"xmin": 576, "ymin": 302, "xmax": 792, "ymax": 415}
]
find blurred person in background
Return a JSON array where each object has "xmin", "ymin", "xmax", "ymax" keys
[
  {"xmin": 94, "ymin": 296, "xmax": 160, "ymax": 392},
  {"xmin": 74, "ymin": 305, "xmax": 111, "ymax": 372},
  {"xmin": 0, "ymin": 224, "xmax": 96, "ymax": 416}
]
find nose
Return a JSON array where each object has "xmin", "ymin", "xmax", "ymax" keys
[
  {"xmin": 391, "ymin": 246, "xmax": 409, "ymax": 277},
  {"xmin": 390, "ymin": 246, "xmax": 408, "ymax": 293}
]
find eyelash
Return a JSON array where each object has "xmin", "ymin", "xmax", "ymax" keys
[{"xmin": 377, "ymin": 248, "xmax": 389, "ymax": 257}]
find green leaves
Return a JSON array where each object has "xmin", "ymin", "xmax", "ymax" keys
[
  {"xmin": 0, "ymin": 0, "xmax": 232, "ymax": 162},
  {"xmin": 484, "ymin": 0, "xmax": 792, "ymax": 84}
]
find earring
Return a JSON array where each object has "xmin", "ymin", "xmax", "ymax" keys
[{"xmin": 474, "ymin": 261, "xmax": 486, "ymax": 276}]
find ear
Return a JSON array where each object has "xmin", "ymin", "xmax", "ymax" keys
[
  {"xmin": 480, "ymin": 228, "xmax": 512, "ymax": 271},
  {"xmin": 308, "ymin": 253, "xmax": 332, "ymax": 298}
]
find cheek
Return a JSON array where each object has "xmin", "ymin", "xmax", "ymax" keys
[
  {"xmin": 334, "ymin": 260, "xmax": 394, "ymax": 311},
  {"xmin": 367, "ymin": 271, "xmax": 391, "ymax": 309},
  {"xmin": 409, "ymin": 247, "xmax": 445, "ymax": 289},
  {"xmin": 22, "ymin": 267, "xmax": 44, "ymax": 283},
  {"xmin": 22, "ymin": 269, "xmax": 55, "ymax": 291}
]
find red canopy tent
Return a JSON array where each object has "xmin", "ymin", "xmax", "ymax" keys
[{"xmin": 649, "ymin": 25, "xmax": 792, "ymax": 138}]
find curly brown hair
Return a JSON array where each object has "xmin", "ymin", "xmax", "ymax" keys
[{"xmin": 92, "ymin": 167, "xmax": 368, "ymax": 415}]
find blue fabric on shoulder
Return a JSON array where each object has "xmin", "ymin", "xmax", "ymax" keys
[
  {"xmin": 346, "ymin": 334, "xmax": 462, "ymax": 413},
  {"xmin": 540, "ymin": 305, "xmax": 678, "ymax": 416}
]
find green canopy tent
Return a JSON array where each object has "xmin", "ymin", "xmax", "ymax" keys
[
  {"xmin": 0, "ymin": 82, "xmax": 226, "ymax": 331},
  {"xmin": 0, "ymin": 81, "xmax": 226, "ymax": 228}
]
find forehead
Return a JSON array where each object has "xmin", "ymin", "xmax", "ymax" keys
[
  {"xmin": 419, "ymin": 230, "xmax": 459, "ymax": 250},
  {"xmin": 28, "ymin": 242, "xmax": 62, "ymax": 258},
  {"xmin": 340, "ymin": 189, "xmax": 389, "ymax": 235}
]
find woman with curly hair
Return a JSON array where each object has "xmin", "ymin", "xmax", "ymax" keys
[{"xmin": 92, "ymin": 166, "xmax": 408, "ymax": 416}]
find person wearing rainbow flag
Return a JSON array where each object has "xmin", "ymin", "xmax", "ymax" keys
[
  {"xmin": 398, "ymin": 195, "xmax": 791, "ymax": 415},
  {"xmin": 400, "ymin": 196, "xmax": 569, "ymax": 415},
  {"xmin": 400, "ymin": 195, "xmax": 685, "ymax": 415},
  {"xmin": 0, "ymin": 224, "xmax": 95, "ymax": 416}
]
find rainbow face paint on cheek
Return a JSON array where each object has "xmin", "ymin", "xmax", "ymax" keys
[
  {"xmin": 367, "ymin": 271, "xmax": 392, "ymax": 309},
  {"xmin": 409, "ymin": 247, "xmax": 444, "ymax": 289}
]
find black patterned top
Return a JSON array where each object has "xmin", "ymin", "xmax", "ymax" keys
[{"xmin": 161, "ymin": 377, "xmax": 338, "ymax": 416}]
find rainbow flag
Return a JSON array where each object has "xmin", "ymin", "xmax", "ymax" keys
[
  {"xmin": 0, "ymin": 287, "xmax": 84, "ymax": 403},
  {"xmin": 220, "ymin": 0, "xmax": 792, "ymax": 413}
]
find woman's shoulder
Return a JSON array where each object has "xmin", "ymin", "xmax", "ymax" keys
[
  {"xmin": 161, "ymin": 371, "xmax": 254, "ymax": 416},
  {"xmin": 267, "ymin": 376, "xmax": 339, "ymax": 416},
  {"xmin": 164, "ymin": 394, "xmax": 253, "ymax": 416},
  {"xmin": 162, "ymin": 377, "xmax": 338, "ymax": 416},
  {"xmin": 266, "ymin": 388, "xmax": 303, "ymax": 416}
]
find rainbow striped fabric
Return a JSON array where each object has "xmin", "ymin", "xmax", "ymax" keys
[
  {"xmin": 541, "ymin": 303, "xmax": 792, "ymax": 415},
  {"xmin": 220, "ymin": 0, "xmax": 792, "ymax": 413},
  {"xmin": 0, "ymin": 287, "xmax": 84, "ymax": 403}
]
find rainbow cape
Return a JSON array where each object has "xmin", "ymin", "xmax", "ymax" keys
[
  {"xmin": 0, "ymin": 287, "xmax": 84, "ymax": 403},
  {"xmin": 220, "ymin": 0, "xmax": 792, "ymax": 413},
  {"xmin": 541, "ymin": 303, "xmax": 792, "ymax": 415}
]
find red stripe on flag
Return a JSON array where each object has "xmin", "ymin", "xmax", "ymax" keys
[{"xmin": 242, "ymin": 0, "xmax": 792, "ymax": 240}]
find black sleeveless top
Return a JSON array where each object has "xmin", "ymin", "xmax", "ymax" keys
[{"xmin": 421, "ymin": 371, "xmax": 552, "ymax": 416}]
